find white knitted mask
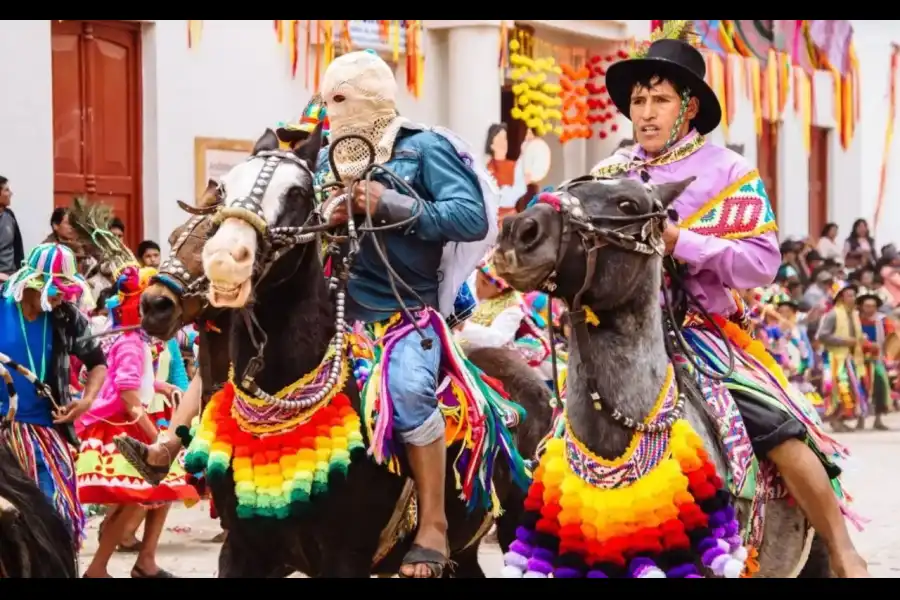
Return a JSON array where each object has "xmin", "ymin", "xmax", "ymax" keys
[{"xmin": 321, "ymin": 51, "xmax": 404, "ymax": 181}]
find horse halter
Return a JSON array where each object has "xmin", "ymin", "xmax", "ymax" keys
[
  {"xmin": 535, "ymin": 175, "xmax": 669, "ymax": 309},
  {"xmin": 151, "ymin": 206, "xmax": 213, "ymax": 301}
]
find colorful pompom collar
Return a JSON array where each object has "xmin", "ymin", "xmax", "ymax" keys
[{"xmin": 503, "ymin": 364, "xmax": 751, "ymax": 578}]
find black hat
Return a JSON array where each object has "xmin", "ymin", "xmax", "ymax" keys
[
  {"xmin": 855, "ymin": 286, "xmax": 883, "ymax": 307},
  {"xmin": 606, "ymin": 39, "xmax": 722, "ymax": 135}
]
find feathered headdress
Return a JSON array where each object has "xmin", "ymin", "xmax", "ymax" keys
[
  {"xmin": 630, "ymin": 20, "xmax": 701, "ymax": 59},
  {"xmin": 67, "ymin": 196, "xmax": 140, "ymax": 278}
]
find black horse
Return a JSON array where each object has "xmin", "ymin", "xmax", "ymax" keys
[
  {"xmin": 195, "ymin": 128, "xmax": 552, "ymax": 577},
  {"xmin": 0, "ymin": 441, "xmax": 78, "ymax": 577}
]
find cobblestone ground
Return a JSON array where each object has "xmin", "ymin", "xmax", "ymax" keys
[{"xmin": 79, "ymin": 412, "xmax": 900, "ymax": 578}]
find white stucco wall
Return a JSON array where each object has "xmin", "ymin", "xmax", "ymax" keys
[{"xmin": 0, "ymin": 20, "xmax": 54, "ymax": 250}]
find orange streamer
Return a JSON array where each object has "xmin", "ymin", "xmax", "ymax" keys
[{"xmin": 874, "ymin": 45, "xmax": 900, "ymax": 230}]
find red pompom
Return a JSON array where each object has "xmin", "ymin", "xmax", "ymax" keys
[
  {"xmin": 599, "ymin": 131, "xmax": 608, "ymax": 139},
  {"xmin": 535, "ymin": 518, "xmax": 560, "ymax": 536},
  {"xmin": 617, "ymin": 49, "xmax": 629, "ymax": 59},
  {"xmin": 590, "ymin": 55, "xmax": 601, "ymax": 64},
  {"xmin": 540, "ymin": 502, "xmax": 562, "ymax": 520},
  {"xmin": 611, "ymin": 124, "xmax": 619, "ymax": 132},
  {"xmin": 605, "ymin": 55, "xmax": 614, "ymax": 62}
]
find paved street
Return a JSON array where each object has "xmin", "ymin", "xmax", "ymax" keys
[{"xmin": 80, "ymin": 412, "xmax": 900, "ymax": 578}]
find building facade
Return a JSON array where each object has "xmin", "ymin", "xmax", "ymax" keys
[{"xmin": 0, "ymin": 19, "xmax": 895, "ymax": 253}]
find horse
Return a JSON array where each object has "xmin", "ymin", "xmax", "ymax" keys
[
  {"xmin": 183, "ymin": 127, "xmax": 552, "ymax": 577},
  {"xmin": 139, "ymin": 180, "xmax": 233, "ymax": 408},
  {"xmin": 0, "ymin": 391, "xmax": 78, "ymax": 578},
  {"xmin": 492, "ymin": 177, "xmax": 831, "ymax": 578}
]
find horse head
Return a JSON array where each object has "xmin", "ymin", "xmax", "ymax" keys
[
  {"xmin": 494, "ymin": 176, "xmax": 694, "ymax": 311},
  {"xmin": 140, "ymin": 180, "xmax": 221, "ymax": 340},
  {"xmin": 202, "ymin": 126, "xmax": 324, "ymax": 308}
]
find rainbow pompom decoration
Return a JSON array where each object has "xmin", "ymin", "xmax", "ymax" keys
[
  {"xmin": 184, "ymin": 381, "xmax": 364, "ymax": 519},
  {"xmin": 503, "ymin": 373, "xmax": 751, "ymax": 578}
]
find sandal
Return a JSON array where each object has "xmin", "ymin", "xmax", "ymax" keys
[
  {"xmin": 398, "ymin": 543, "xmax": 450, "ymax": 579},
  {"xmin": 131, "ymin": 566, "xmax": 177, "ymax": 579},
  {"xmin": 114, "ymin": 436, "xmax": 170, "ymax": 486}
]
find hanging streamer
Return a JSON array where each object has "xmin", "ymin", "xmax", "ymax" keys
[
  {"xmin": 188, "ymin": 20, "xmax": 203, "ymax": 49},
  {"xmin": 873, "ymin": 45, "xmax": 900, "ymax": 230}
]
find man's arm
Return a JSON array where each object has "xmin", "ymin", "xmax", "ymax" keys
[
  {"xmin": 374, "ymin": 134, "xmax": 488, "ymax": 243},
  {"xmin": 672, "ymin": 229, "xmax": 781, "ymax": 290}
]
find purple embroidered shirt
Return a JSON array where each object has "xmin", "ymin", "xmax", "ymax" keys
[{"xmin": 593, "ymin": 130, "xmax": 781, "ymax": 317}]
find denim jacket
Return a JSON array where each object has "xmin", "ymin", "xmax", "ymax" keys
[{"xmin": 316, "ymin": 123, "xmax": 489, "ymax": 323}]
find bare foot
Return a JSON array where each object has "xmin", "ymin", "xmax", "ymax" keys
[{"xmin": 833, "ymin": 551, "xmax": 870, "ymax": 578}]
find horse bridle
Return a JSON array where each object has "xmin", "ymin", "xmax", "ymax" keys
[
  {"xmin": 533, "ymin": 176, "xmax": 736, "ymax": 432},
  {"xmin": 533, "ymin": 177, "xmax": 701, "ymax": 433},
  {"xmin": 535, "ymin": 175, "xmax": 668, "ymax": 311},
  {"xmin": 150, "ymin": 202, "xmax": 218, "ymax": 303}
]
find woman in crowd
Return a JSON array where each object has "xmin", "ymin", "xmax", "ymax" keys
[
  {"xmin": 817, "ymin": 223, "xmax": 842, "ymax": 261},
  {"xmin": 844, "ymin": 219, "xmax": 877, "ymax": 265}
]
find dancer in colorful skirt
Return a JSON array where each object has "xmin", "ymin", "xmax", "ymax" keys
[
  {"xmin": 0, "ymin": 243, "xmax": 107, "ymax": 547},
  {"xmin": 817, "ymin": 282, "xmax": 868, "ymax": 432},
  {"xmin": 317, "ymin": 50, "xmax": 528, "ymax": 577},
  {"xmin": 589, "ymin": 30, "xmax": 867, "ymax": 576},
  {"xmin": 856, "ymin": 287, "xmax": 893, "ymax": 430},
  {"xmin": 76, "ymin": 262, "xmax": 198, "ymax": 578},
  {"xmin": 766, "ymin": 292, "xmax": 824, "ymax": 412}
]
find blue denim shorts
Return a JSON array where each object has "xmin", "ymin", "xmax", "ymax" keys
[{"xmin": 386, "ymin": 323, "xmax": 445, "ymax": 446}]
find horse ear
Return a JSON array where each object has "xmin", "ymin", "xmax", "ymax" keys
[
  {"xmin": 252, "ymin": 128, "xmax": 280, "ymax": 155},
  {"xmin": 654, "ymin": 176, "xmax": 696, "ymax": 208},
  {"xmin": 292, "ymin": 122, "xmax": 324, "ymax": 170},
  {"xmin": 197, "ymin": 180, "xmax": 221, "ymax": 208}
]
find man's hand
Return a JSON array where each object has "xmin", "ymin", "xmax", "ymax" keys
[
  {"xmin": 326, "ymin": 181, "xmax": 386, "ymax": 226},
  {"xmin": 662, "ymin": 222, "xmax": 681, "ymax": 256},
  {"xmin": 350, "ymin": 180, "xmax": 386, "ymax": 215},
  {"xmin": 53, "ymin": 398, "xmax": 91, "ymax": 424},
  {"xmin": 0, "ymin": 273, "xmax": 8, "ymax": 283}
]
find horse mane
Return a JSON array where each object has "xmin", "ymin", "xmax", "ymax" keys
[{"xmin": 0, "ymin": 442, "xmax": 77, "ymax": 578}]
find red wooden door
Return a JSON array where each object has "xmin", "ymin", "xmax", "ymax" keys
[
  {"xmin": 808, "ymin": 126, "xmax": 829, "ymax": 238},
  {"xmin": 51, "ymin": 20, "xmax": 143, "ymax": 250},
  {"xmin": 757, "ymin": 121, "xmax": 779, "ymax": 224}
]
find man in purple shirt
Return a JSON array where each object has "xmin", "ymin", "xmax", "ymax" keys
[{"xmin": 593, "ymin": 35, "xmax": 868, "ymax": 577}]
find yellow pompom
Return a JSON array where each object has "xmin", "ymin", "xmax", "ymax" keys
[
  {"xmin": 553, "ymin": 126, "xmax": 563, "ymax": 136},
  {"xmin": 545, "ymin": 439, "xmax": 566, "ymax": 456},
  {"xmin": 552, "ymin": 65, "xmax": 562, "ymax": 75},
  {"xmin": 509, "ymin": 39, "xmax": 520, "ymax": 51},
  {"xmin": 233, "ymin": 468, "xmax": 253, "ymax": 482},
  {"xmin": 232, "ymin": 457, "xmax": 252, "ymax": 472},
  {"xmin": 315, "ymin": 436, "xmax": 332, "ymax": 449},
  {"xmin": 510, "ymin": 107, "xmax": 523, "ymax": 120},
  {"xmin": 509, "ymin": 53, "xmax": 526, "ymax": 66},
  {"xmin": 295, "ymin": 460, "xmax": 316, "ymax": 473}
]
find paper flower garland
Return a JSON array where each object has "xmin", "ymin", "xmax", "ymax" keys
[
  {"xmin": 509, "ymin": 39, "xmax": 564, "ymax": 137},
  {"xmin": 586, "ymin": 49, "xmax": 629, "ymax": 139},
  {"xmin": 559, "ymin": 64, "xmax": 591, "ymax": 143}
]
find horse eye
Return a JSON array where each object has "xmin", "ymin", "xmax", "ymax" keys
[
  {"xmin": 618, "ymin": 200, "xmax": 639, "ymax": 214},
  {"xmin": 333, "ymin": 94, "xmax": 346, "ymax": 103}
]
